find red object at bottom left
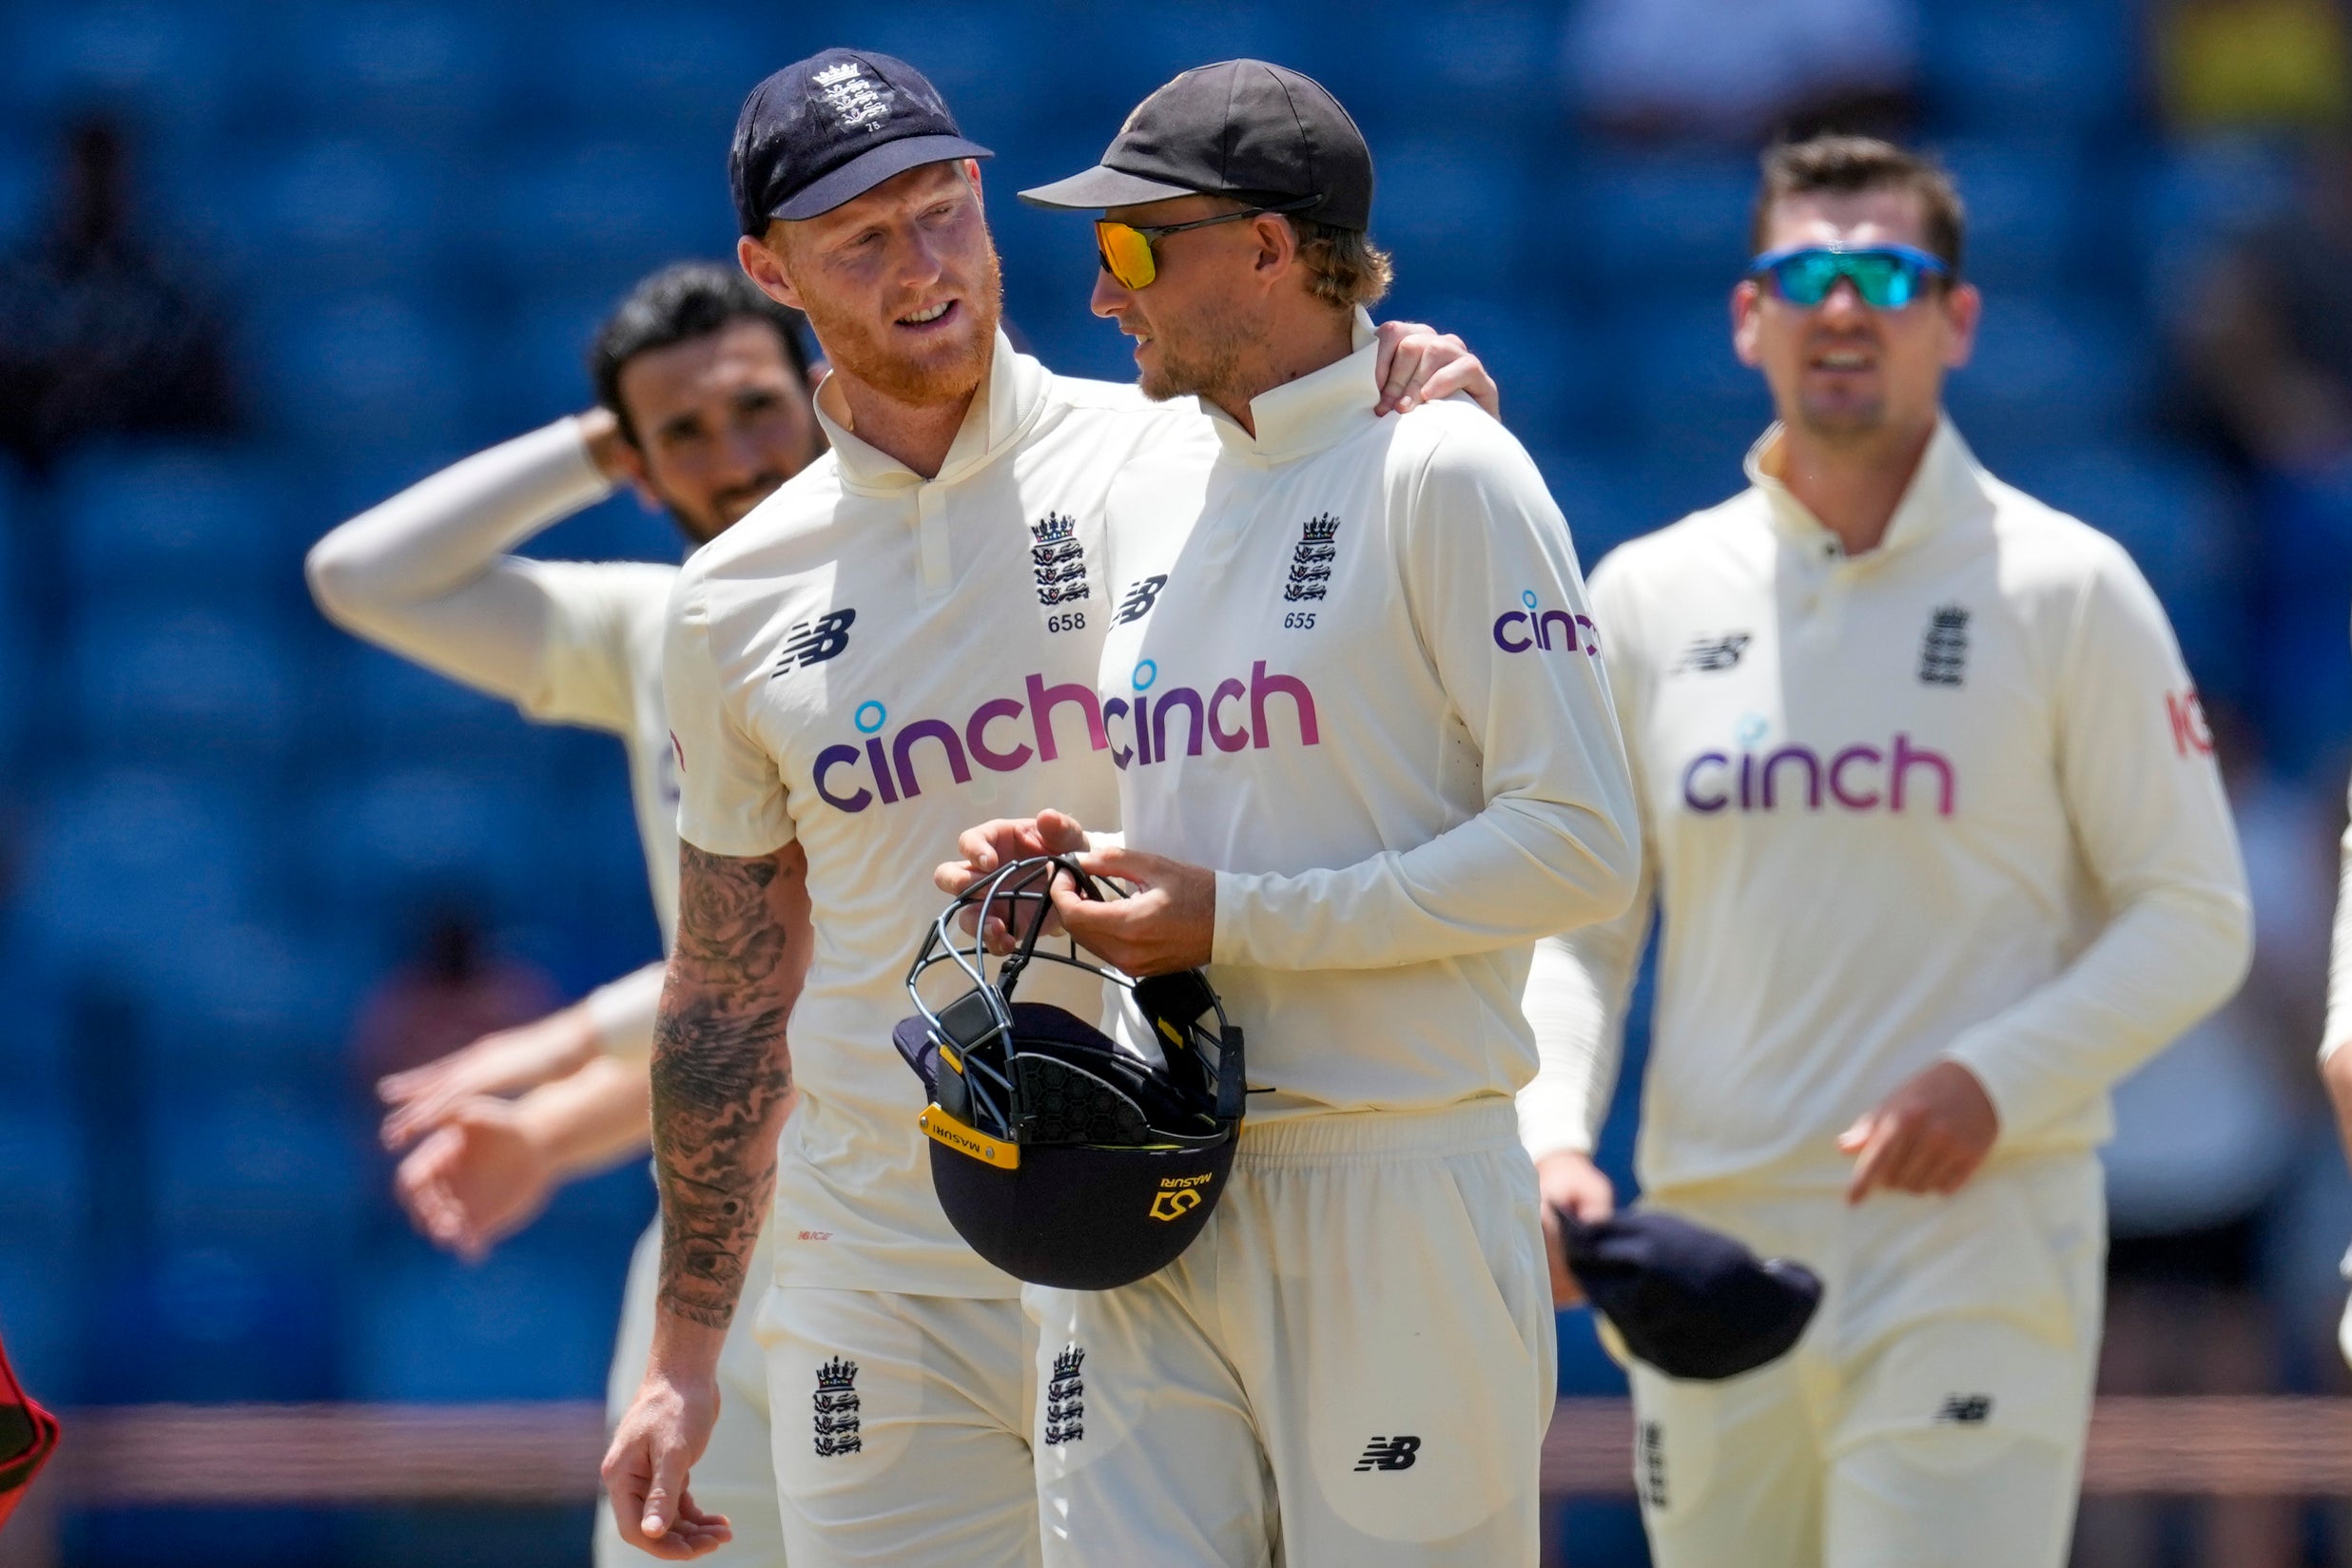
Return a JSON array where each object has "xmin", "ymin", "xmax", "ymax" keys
[{"xmin": 0, "ymin": 1332, "xmax": 59, "ymax": 1532}]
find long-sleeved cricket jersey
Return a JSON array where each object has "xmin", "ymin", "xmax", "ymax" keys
[
  {"xmin": 1093, "ymin": 313, "xmax": 1641, "ymax": 1121},
  {"xmin": 1527, "ymin": 417, "xmax": 2251, "ymax": 1195},
  {"xmin": 305, "ymin": 417, "xmax": 674, "ymax": 1055},
  {"xmin": 667, "ymin": 333, "xmax": 1218, "ymax": 1296}
]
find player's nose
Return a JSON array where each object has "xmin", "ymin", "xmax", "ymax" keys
[{"xmin": 1090, "ymin": 268, "xmax": 1133, "ymax": 319}]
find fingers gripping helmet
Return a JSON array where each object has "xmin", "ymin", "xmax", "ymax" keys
[{"xmin": 894, "ymin": 856, "xmax": 1246, "ymax": 1290}]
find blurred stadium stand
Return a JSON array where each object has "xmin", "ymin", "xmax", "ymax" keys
[{"xmin": 0, "ymin": 0, "xmax": 2345, "ymax": 1563}]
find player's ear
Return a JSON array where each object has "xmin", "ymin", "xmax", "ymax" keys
[
  {"xmin": 601, "ymin": 430, "xmax": 660, "ymax": 510},
  {"xmin": 1939, "ymin": 281, "xmax": 1982, "ymax": 371},
  {"xmin": 1730, "ymin": 280, "xmax": 1765, "ymax": 368},
  {"xmin": 1254, "ymin": 210, "xmax": 1299, "ymax": 287},
  {"xmin": 740, "ymin": 232, "xmax": 804, "ymax": 312}
]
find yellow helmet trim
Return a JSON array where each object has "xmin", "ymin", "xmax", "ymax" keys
[{"xmin": 920, "ymin": 1103, "xmax": 1020, "ymax": 1170}]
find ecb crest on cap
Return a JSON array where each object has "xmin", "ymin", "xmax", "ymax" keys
[{"xmin": 812, "ymin": 61, "xmax": 891, "ymax": 132}]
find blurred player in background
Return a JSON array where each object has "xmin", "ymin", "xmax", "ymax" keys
[
  {"xmin": 1527, "ymin": 135, "xmax": 2251, "ymax": 1568},
  {"xmin": 956, "ymin": 60, "xmax": 1639, "ymax": 1565},
  {"xmin": 599, "ymin": 48, "xmax": 1494, "ymax": 1568},
  {"xmin": 307, "ymin": 261, "xmax": 826, "ymax": 1568}
]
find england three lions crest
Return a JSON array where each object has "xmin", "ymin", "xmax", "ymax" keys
[
  {"xmin": 1284, "ymin": 513, "xmax": 1341, "ymax": 603},
  {"xmin": 1032, "ymin": 513, "xmax": 1093, "ymax": 608}
]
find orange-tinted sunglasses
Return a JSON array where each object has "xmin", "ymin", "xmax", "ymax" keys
[{"xmin": 1093, "ymin": 196, "xmax": 1321, "ymax": 290}]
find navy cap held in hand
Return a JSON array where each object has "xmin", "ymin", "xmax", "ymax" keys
[
  {"xmin": 730, "ymin": 48, "xmax": 992, "ymax": 236},
  {"xmin": 1020, "ymin": 59, "xmax": 1373, "ymax": 232},
  {"xmin": 1565, "ymin": 1209, "xmax": 1823, "ymax": 1382}
]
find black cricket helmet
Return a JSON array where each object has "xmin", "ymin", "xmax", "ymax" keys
[{"xmin": 894, "ymin": 855, "xmax": 1246, "ymax": 1290}]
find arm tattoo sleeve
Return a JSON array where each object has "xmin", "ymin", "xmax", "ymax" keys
[{"xmin": 651, "ymin": 842, "xmax": 804, "ymax": 1328}]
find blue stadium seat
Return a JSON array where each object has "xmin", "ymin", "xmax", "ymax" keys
[
  {"xmin": 1934, "ymin": 140, "xmax": 2088, "ymax": 286},
  {"xmin": 7, "ymin": 4, "xmax": 244, "ymax": 135},
  {"xmin": 10, "ymin": 769, "xmax": 262, "ymax": 967},
  {"xmin": 1566, "ymin": 155, "xmax": 1759, "ymax": 293},
  {"xmin": 0, "ymin": 964, "xmax": 67, "ymax": 1111},
  {"xmin": 1370, "ymin": 293, "xmax": 1599, "ymax": 450},
  {"xmin": 84, "ymin": 1242, "xmax": 340, "ymax": 1403},
  {"xmin": 485, "ymin": 142, "xmax": 734, "ymax": 294},
  {"xmin": 275, "ymin": 4, "xmax": 514, "ymax": 144},
  {"xmin": 1531, "ymin": 448, "xmax": 1676, "ymax": 567},
  {"xmin": 2002, "ymin": 446, "xmax": 2240, "ymax": 604},
  {"xmin": 71, "ymin": 606, "xmax": 296, "ymax": 761},
  {"xmin": 253, "ymin": 292, "xmax": 481, "ymax": 451},
  {"xmin": 54, "ymin": 444, "xmax": 291, "ymax": 600},
  {"xmin": 0, "ymin": 130, "xmax": 40, "ymax": 250},
  {"xmin": 491, "ymin": 290, "xmax": 625, "ymax": 433},
  {"xmin": 0, "ymin": 1236, "xmax": 82, "ymax": 1406},
  {"xmin": 217, "ymin": 138, "xmax": 450, "ymax": 294},
  {"xmin": 0, "ymin": 1112, "xmax": 82, "ymax": 1236},
  {"xmin": 1944, "ymin": 294, "xmax": 2149, "ymax": 451},
  {"xmin": 1920, "ymin": 1, "xmax": 2135, "ymax": 136},
  {"xmin": 1375, "ymin": 139, "xmax": 1536, "ymax": 297},
  {"xmin": 138, "ymin": 920, "xmax": 376, "ymax": 1098},
  {"xmin": 149, "ymin": 1085, "xmax": 365, "ymax": 1239},
  {"xmin": 2134, "ymin": 140, "xmax": 2300, "ymax": 316},
  {"xmin": 530, "ymin": 5, "xmax": 762, "ymax": 149},
  {"xmin": 346, "ymin": 1241, "xmax": 621, "ymax": 1401},
  {"xmin": 1615, "ymin": 294, "xmax": 1772, "ymax": 453},
  {"xmin": 321, "ymin": 640, "xmax": 548, "ymax": 759},
  {"xmin": 304, "ymin": 764, "xmax": 545, "ymax": 914}
]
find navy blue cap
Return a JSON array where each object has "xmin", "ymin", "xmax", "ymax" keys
[
  {"xmin": 1565, "ymin": 1210, "xmax": 1822, "ymax": 1382},
  {"xmin": 729, "ymin": 48, "xmax": 992, "ymax": 236}
]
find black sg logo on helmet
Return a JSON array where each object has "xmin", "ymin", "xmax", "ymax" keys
[{"xmin": 892, "ymin": 856, "xmax": 1246, "ymax": 1290}]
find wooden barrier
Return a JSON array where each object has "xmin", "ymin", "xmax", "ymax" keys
[{"xmin": 10, "ymin": 1395, "xmax": 2348, "ymax": 1507}]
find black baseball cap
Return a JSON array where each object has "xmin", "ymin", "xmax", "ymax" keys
[
  {"xmin": 729, "ymin": 48, "xmax": 992, "ymax": 236},
  {"xmin": 1020, "ymin": 59, "xmax": 1372, "ymax": 231},
  {"xmin": 1565, "ymin": 1210, "xmax": 1823, "ymax": 1382}
]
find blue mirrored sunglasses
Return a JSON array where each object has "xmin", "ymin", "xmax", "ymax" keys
[{"xmin": 1749, "ymin": 244, "xmax": 1951, "ymax": 309}]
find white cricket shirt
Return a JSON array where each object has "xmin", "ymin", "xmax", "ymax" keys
[
  {"xmin": 1526, "ymin": 417, "xmax": 2252, "ymax": 1195},
  {"xmin": 306, "ymin": 417, "xmax": 680, "ymax": 1052},
  {"xmin": 667, "ymin": 332, "xmax": 1212, "ymax": 1298},
  {"xmin": 1092, "ymin": 315, "xmax": 1641, "ymax": 1122}
]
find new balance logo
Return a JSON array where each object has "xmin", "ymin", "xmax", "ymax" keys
[
  {"xmin": 1672, "ymin": 631, "xmax": 1751, "ymax": 674},
  {"xmin": 773, "ymin": 609, "xmax": 856, "ymax": 676},
  {"xmin": 1918, "ymin": 605, "xmax": 1969, "ymax": 687},
  {"xmin": 1935, "ymin": 1394, "xmax": 1992, "ymax": 1424},
  {"xmin": 812, "ymin": 1357, "xmax": 862, "ymax": 1457},
  {"xmin": 1115, "ymin": 574, "xmax": 1167, "ymax": 626},
  {"xmin": 1043, "ymin": 1344, "xmax": 1085, "ymax": 1446},
  {"xmin": 1352, "ymin": 1435, "xmax": 1421, "ymax": 1472}
]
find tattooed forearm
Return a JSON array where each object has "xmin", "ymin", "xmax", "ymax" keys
[{"xmin": 651, "ymin": 842, "xmax": 809, "ymax": 1328}]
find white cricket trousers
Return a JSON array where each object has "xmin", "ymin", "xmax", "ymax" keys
[
  {"xmin": 597, "ymin": 1220, "xmax": 787, "ymax": 1567},
  {"xmin": 757, "ymin": 1285, "xmax": 1040, "ymax": 1568},
  {"xmin": 1628, "ymin": 1155, "xmax": 2106, "ymax": 1568},
  {"xmin": 1028, "ymin": 1099, "xmax": 1556, "ymax": 1568}
]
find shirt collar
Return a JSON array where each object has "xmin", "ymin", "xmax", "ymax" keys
[
  {"xmin": 813, "ymin": 328, "xmax": 1047, "ymax": 492},
  {"xmin": 1202, "ymin": 307, "xmax": 1380, "ymax": 466},
  {"xmin": 1743, "ymin": 412, "xmax": 1988, "ymax": 555}
]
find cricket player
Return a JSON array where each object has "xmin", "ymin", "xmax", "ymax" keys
[
  {"xmin": 596, "ymin": 48, "xmax": 1494, "ymax": 1568},
  {"xmin": 937, "ymin": 59, "xmax": 1640, "ymax": 1566},
  {"xmin": 307, "ymin": 261, "xmax": 826, "ymax": 1567},
  {"xmin": 1526, "ymin": 136, "xmax": 2252, "ymax": 1568}
]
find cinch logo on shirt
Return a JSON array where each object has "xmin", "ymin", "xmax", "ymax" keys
[
  {"xmin": 808, "ymin": 673, "xmax": 1111, "ymax": 815},
  {"xmin": 1681, "ymin": 732, "xmax": 1956, "ymax": 817},
  {"xmin": 1105, "ymin": 658, "xmax": 1318, "ymax": 769},
  {"xmin": 1493, "ymin": 590, "xmax": 1601, "ymax": 656}
]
